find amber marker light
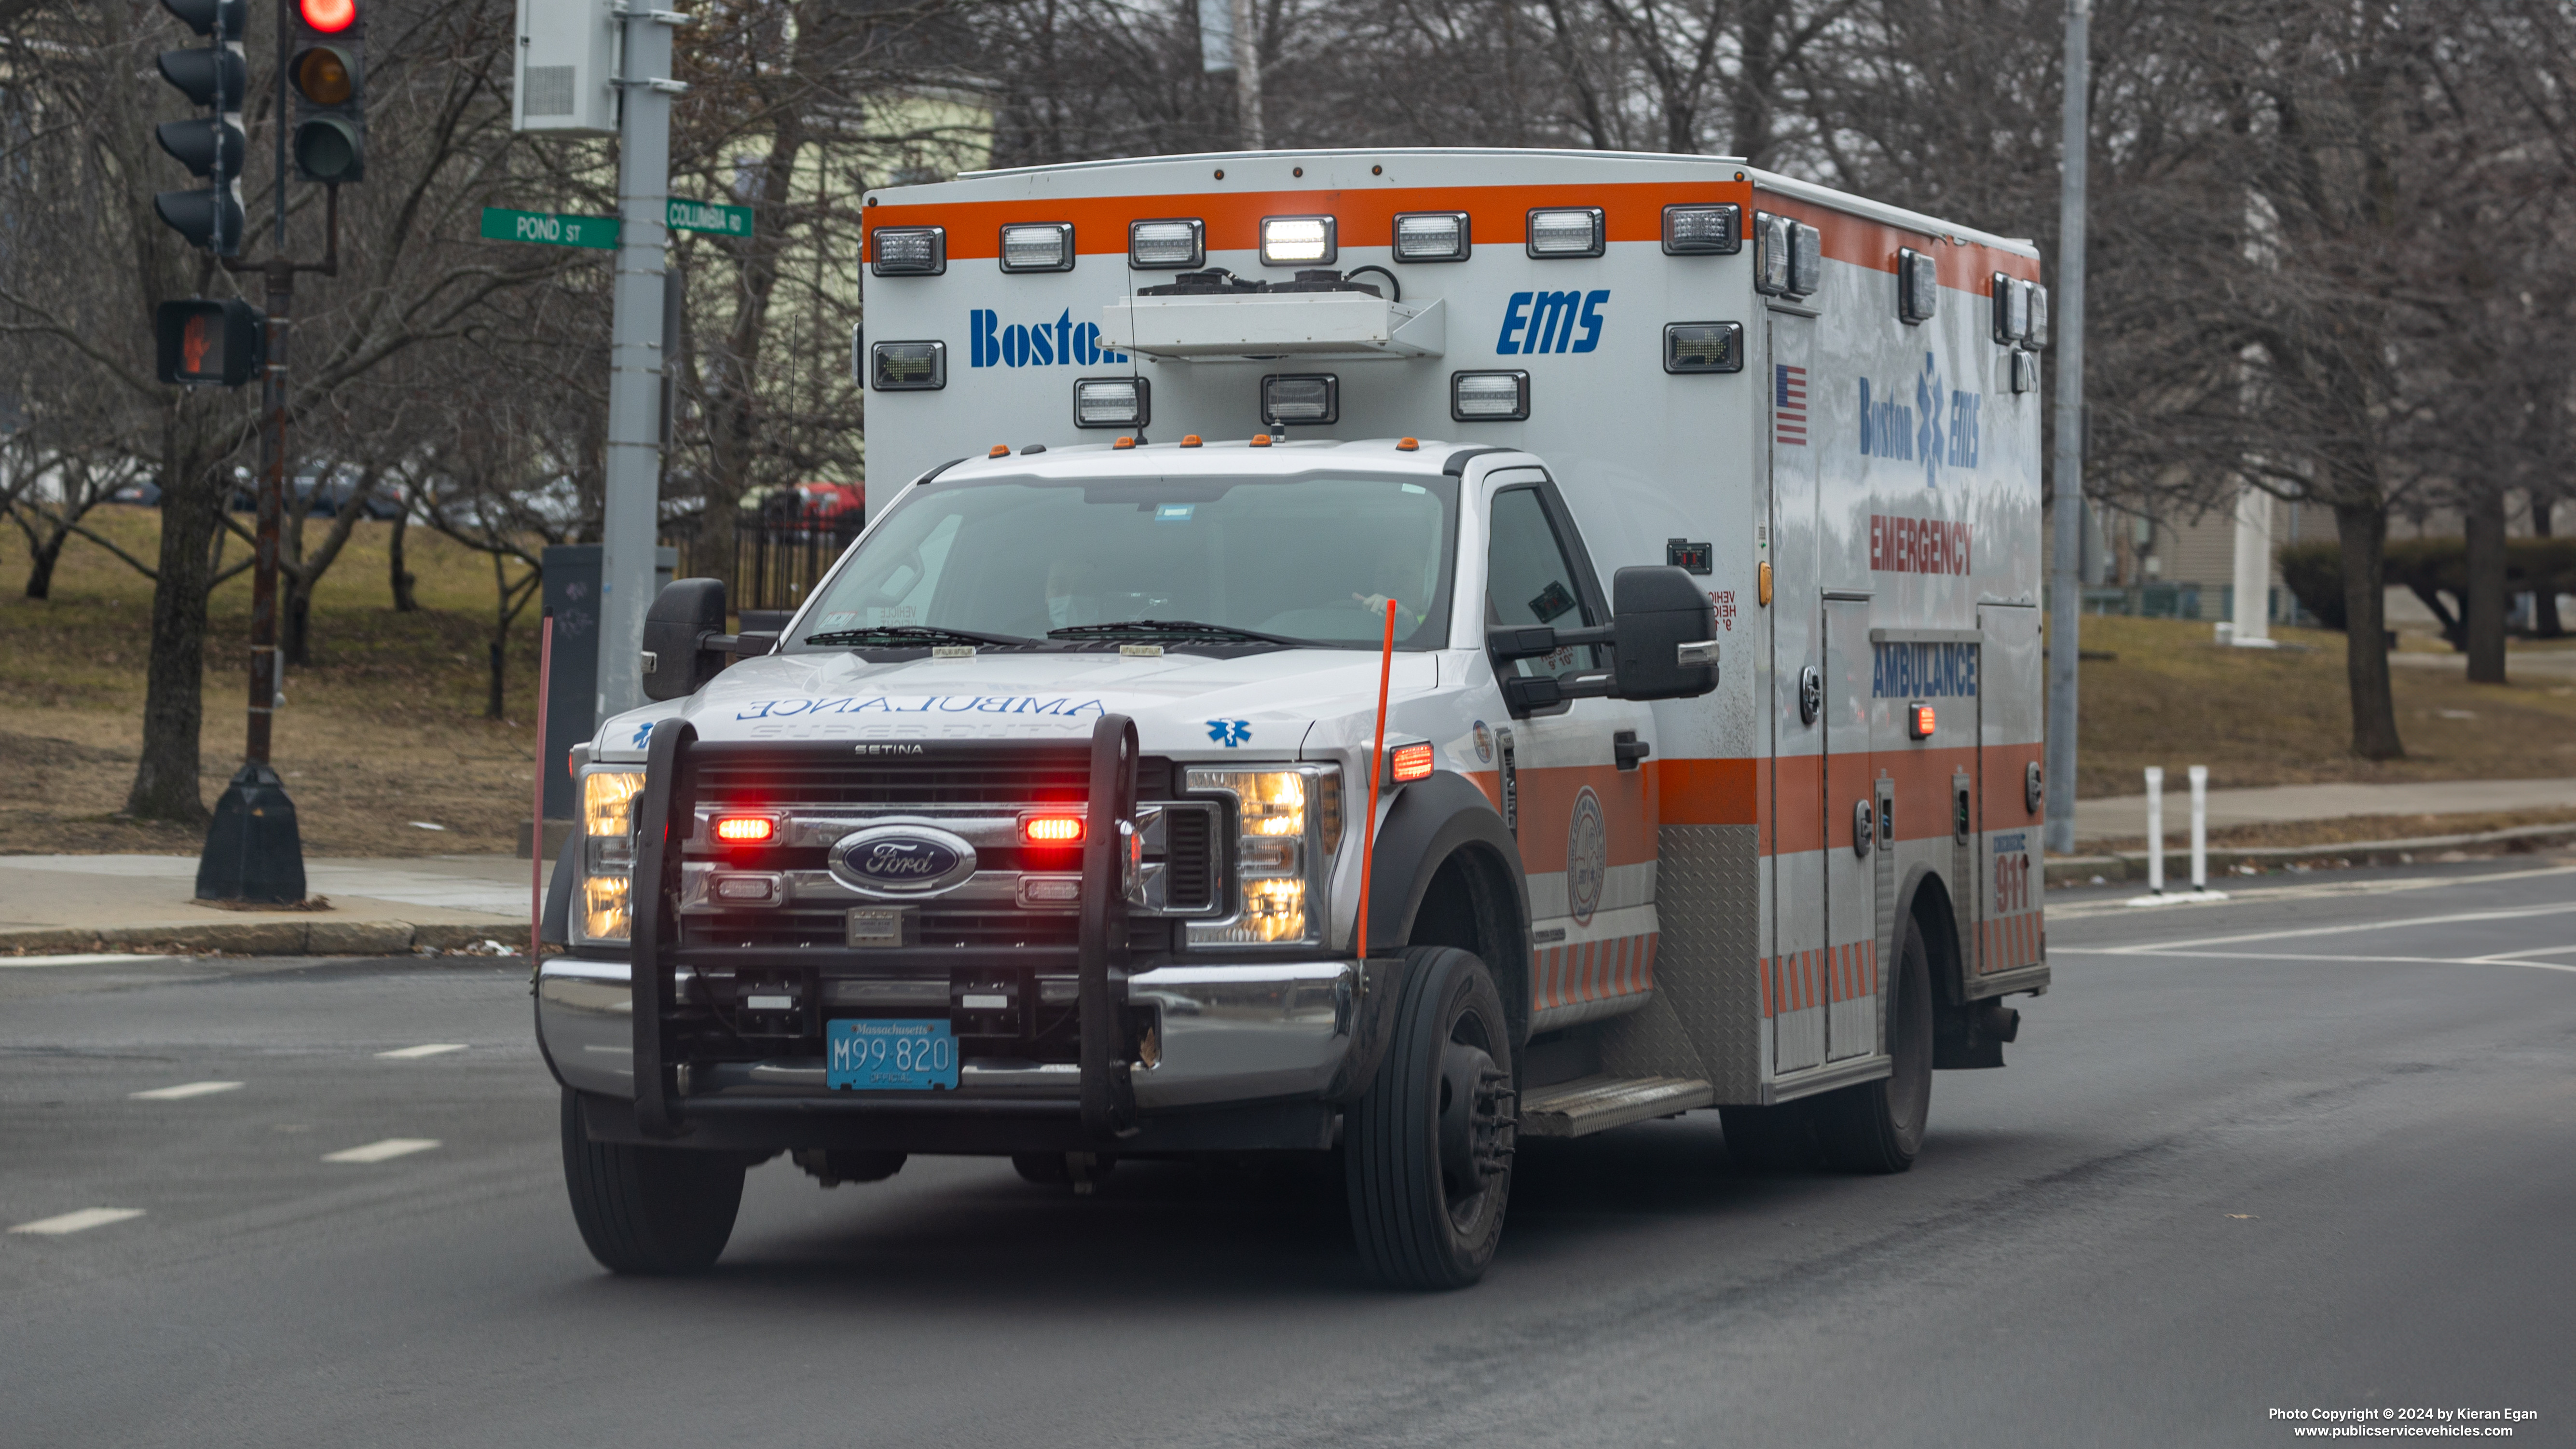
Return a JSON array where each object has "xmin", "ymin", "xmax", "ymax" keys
[
  {"xmin": 1020, "ymin": 814, "xmax": 1085, "ymax": 845},
  {"xmin": 988, "ymin": 444, "xmax": 1010, "ymax": 457},
  {"xmin": 712, "ymin": 815, "xmax": 777, "ymax": 844},
  {"xmin": 1910, "ymin": 704, "xmax": 1937, "ymax": 739},
  {"xmin": 1180, "ymin": 434, "xmax": 1203, "ymax": 447},
  {"xmin": 1395, "ymin": 437, "xmax": 1419, "ymax": 451}
]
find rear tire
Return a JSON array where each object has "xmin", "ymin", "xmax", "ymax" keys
[
  {"xmin": 1345, "ymin": 945, "xmax": 1517, "ymax": 1290},
  {"xmin": 1811, "ymin": 915, "xmax": 1935, "ymax": 1174},
  {"xmin": 561, "ymin": 1090, "xmax": 745, "ymax": 1274}
]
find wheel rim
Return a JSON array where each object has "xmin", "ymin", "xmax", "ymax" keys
[{"xmin": 1434, "ymin": 998, "xmax": 1514, "ymax": 1229}]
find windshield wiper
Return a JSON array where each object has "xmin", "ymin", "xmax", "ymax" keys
[
  {"xmin": 1048, "ymin": 618, "xmax": 1318, "ymax": 647},
  {"xmin": 804, "ymin": 624, "xmax": 1040, "ymax": 649}
]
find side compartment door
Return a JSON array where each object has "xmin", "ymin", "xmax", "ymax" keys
[
  {"xmin": 1483, "ymin": 473, "xmax": 1659, "ymax": 1029},
  {"xmin": 1822, "ymin": 597, "xmax": 1877, "ymax": 1062},
  {"xmin": 1769, "ymin": 315, "xmax": 1825, "ymax": 1075}
]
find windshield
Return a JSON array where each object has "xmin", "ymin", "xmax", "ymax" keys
[{"xmin": 789, "ymin": 470, "xmax": 1458, "ymax": 651}]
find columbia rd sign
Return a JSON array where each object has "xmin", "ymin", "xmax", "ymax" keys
[{"xmin": 480, "ymin": 200, "xmax": 754, "ymax": 249}]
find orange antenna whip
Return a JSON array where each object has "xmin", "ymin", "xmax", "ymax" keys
[{"xmin": 1356, "ymin": 598, "xmax": 1397, "ymax": 962}]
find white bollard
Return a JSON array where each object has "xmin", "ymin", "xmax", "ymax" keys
[
  {"xmin": 2144, "ymin": 766, "xmax": 2165, "ymax": 894},
  {"xmin": 2189, "ymin": 765, "xmax": 2209, "ymax": 891}
]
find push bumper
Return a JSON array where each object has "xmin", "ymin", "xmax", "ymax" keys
[{"xmin": 536, "ymin": 954, "xmax": 1383, "ymax": 1151}]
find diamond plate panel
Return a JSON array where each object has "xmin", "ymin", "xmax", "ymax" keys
[{"xmin": 1630, "ymin": 824, "xmax": 1763, "ymax": 1101}]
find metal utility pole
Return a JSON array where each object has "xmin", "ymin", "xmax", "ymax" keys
[
  {"xmin": 596, "ymin": 3, "xmax": 686, "ymax": 723},
  {"xmin": 2042, "ymin": 0, "xmax": 2089, "ymax": 858}
]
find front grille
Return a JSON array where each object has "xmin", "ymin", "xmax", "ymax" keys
[
  {"xmin": 1164, "ymin": 807, "xmax": 1215, "ymax": 911},
  {"xmin": 684, "ymin": 907, "xmax": 1081, "ymax": 950},
  {"xmin": 693, "ymin": 754, "xmax": 1090, "ymax": 808}
]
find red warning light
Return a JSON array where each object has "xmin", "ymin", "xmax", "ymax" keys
[
  {"xmin": 1020, "ymin": 814, "xmax": 1084, "ymax": 845},
  {"xmin": 1390, "ymin": 741, "xmax": 1435, "ymax": 782},
  {"xmin": 712, "ymin": 815, "xmax": 776, "ymax": 844},
  {"xmin": 300, "ymin": 0, "xmax": 355, "ymax": 32},
  {"xmin": 1910, "ymin": 704, "xmax": 1937, "ymax": 739}
]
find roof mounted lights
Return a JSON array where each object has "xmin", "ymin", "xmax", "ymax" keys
[
  {"xmin": 870, "ymin": 340, "xmax": 946, "ymax": 390},
  {"xmin": 869, "ymin": 226, "xmax": 944, "ymax": 277},
  {"xmin": 1753, "ymin": 213, "xmax": 1821, "ymax": 298},
  {"xmin": 2011, "ymin": 350, "xmax": 2038, "ymax": 395},
  {"xmin": 1128, "ymin": 218, "xmax": 1205, "ymax": 270},
  {"xmin": 1790, "ymin": 221, "xmax": 1821, "ymax": 295},
  {"xmin": 1260, "ymin": 216, "xmax": 1336, "ymax": 267},
  {"xmin": 1991, "ymin": 273, "xmax": 2031, "ymax": 344},
  {"xmin": 1393, "ymin": 211, "xmax": 1471, "ymax": 262},
  {"xmin": 1662, "ymin": 204, "xmax": 1741, "ymax": 256},
  {"xmin": 1451, "ymin": 370, "xmax": 1530, "ymax": 422},
  {"xmin": 1073, "ymin": 376, "xmax": 1149, "ymax": 429},
  {"xmin": 1897, "ymin": 247, "xmax": 1939, "ymax": 325},
  {"xmin": 1664, "ymin": 322, "xmax": 1744, "ymax": 374},
  {"xmin": 2025, "ymin": 283, "xmax": 2050, "ymax": 349},
  {"xmin": 1525, "ymin": 207, "xmax": 1605, "ymax": 259},
  {"xmin": 1261, "ymin": 374, "xmax": 1339, "ymax": 426},
  {"xmin": 1000, "ymin": 222, "xmax": 1074, "ymax": 273}
]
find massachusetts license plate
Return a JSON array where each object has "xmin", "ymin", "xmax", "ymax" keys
[{"xmin": 826, "ymin": 1019, "xmax": 959, "ymax": 1092}]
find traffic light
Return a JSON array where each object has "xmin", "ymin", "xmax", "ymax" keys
[
  {"xmin": 288, "ymin": 0, "xmax": 365, "ymax": 184},
  {"xmin": 155, "ymin": 298, "xmax": 266, "ymax": 387},
  {"xmin": 153, "ymin": 0, "xmax": 247, "ymax": 255}
]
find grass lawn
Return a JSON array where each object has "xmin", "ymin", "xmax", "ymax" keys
[
  {"xmin": 3, "ymin": 511, "xmax": 2573, "ymax": 859},
  {"xmin": 2054, "ymin": 615, "xmax": 2576, "ymax": 799},
  {"xmin": 0, "ymin": 507, "xmax": 546, "ymax": 857}
]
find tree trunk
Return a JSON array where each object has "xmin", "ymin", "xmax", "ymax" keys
[
  {"xmin": 24, "ymin": 530, "xmax": 64, "ymax": 599},
  {"xmin": 2462, "ymin": 488, "xmax": 2507, "ymax": 683},
  {"xmin": 285, "ymin": 577, "xmax": 313, "ymax": 667},
  {"xmin": 2334, "ymin": 502, "xmax": 2404, "ymax": 761},
  {"xmin": 389, "ymin": 508, "xmax": 418, "ymax": 611},
  {"xmin": 487, "ymin": 637, "xmax": 507, "ymax": 720},
  {"xmin": 127, "ymin": 418, "xmax": 225, "ymax": 822},
  {"xmin": 2534, "ymin": 500, "xmax": 2562, "ymax": 639}
]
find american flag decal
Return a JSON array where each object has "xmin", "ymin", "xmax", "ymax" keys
[{"xmin": 1774, "ymin": 363, "xmax": 1809, "ymax": 446}]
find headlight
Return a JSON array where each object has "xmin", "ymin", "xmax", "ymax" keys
[
  {"xmin": 1186, "ymin": 766, "xmax": 1340, "ymax": 947},
  {"xmin": 577, "ymin": 768, "xmax": 644, "ymax": 944}
]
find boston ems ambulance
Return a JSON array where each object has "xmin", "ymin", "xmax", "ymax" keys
[{"xmin": 535, "ymin": 148, "xmax": 2053, "ymax": 1288}]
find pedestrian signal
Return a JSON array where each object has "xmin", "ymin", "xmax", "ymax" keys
[{"xmin": 156, "ymin": 299, "xmax": 266, "ymax": 388}]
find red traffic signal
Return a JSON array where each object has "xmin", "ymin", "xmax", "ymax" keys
[
  {"xmin": 289, "ymin": 0, "xmax": 365, "ymax": 182},
  {"xmin": 155, "ymin": 299, "xmax": 265, "ymax": 388},
  {"xmin": 299, "ymin": 0, "xmax": 354, "ymax": 31}
]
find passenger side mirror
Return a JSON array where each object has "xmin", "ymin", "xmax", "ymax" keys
[
  {"xmin": 1606, "ymin": 565, "xmax": 1719, "ymax": 701},
  {"xmin": 641, "ymin": 578, "xmax": 774, "ymax": 701}
]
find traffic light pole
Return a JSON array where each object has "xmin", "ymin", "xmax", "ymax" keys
[{"xmin": 597, "ymin": 3, "xmax": 686, "ymax": 725}]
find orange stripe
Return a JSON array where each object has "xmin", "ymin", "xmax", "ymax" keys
[
  {"xmin": 1755, "ymin": 187, "xmax": 2042, "ymax": 288},
  {"xmin": 1658, "ymin": 757, "xmax": 1760, "ymax": 830}
]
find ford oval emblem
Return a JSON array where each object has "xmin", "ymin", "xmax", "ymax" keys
[{"xmin": 829, "ymin": 824, "xmax": 978, "ymax": 897}]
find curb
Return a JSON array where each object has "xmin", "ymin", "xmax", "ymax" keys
[
  {"xmin": 2048, "ymin": 821, "xmax": 2576, "ymax": 886},
  {"xmin": 0, "ymin": 920, "xmax": 522, "ymax": 957}
]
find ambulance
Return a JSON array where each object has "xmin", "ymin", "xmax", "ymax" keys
[{"xmin": 534, "ymin": 147, "xmax": 2053, "ymax": 1289}]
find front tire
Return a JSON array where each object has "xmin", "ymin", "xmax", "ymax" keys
[
  {"xmin": 1345, "ymin": 945, "xmax": 1517, "ymax": 1290},
  {"xmin": 1811, "ymin": 915, "xmax": 1935, "ymax": 1173},
  {"xmin": 561, "ymin": 1090, "xmax": 745, "ymax": 1274}
]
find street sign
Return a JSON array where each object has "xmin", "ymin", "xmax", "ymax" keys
[
  {"xmin": 667, "ymin": 198, "xmax": 752, "ymax": 237},
  {"xmin": 480, "ymin": 206, "xmax": 618, "ymax": 248}
]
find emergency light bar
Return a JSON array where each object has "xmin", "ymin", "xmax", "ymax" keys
[
  {"xmin": 1663, "ymin": 322, "xmax": 1744, "ymax": 374},
  {"xmin": 870, "ymin": 226, "xmax": 944, "ymax": 276},
  {"xmin": 870, "ymin": 340, "xmax": 945, "ymax": 391},
  {"xmin": 1898, "ymin": 247, "xmax": 1939, "ymax": 325},
  {"xmin": 1073, "ymin": 376, "xmax": 1148, "ymax": 428},
  {"xmin": 1662, "ymin": 204, "xmax": 1741, "ymax": 256},
  {"xmin": 1261, "ymin": 216, "xmax": 1336, "ymax": 266},
  {"xmin": 1526, "ymin": 207, "xmax": 1604, "ymax": 259},
  {"xmin": 1261, "ymin": 373, "xmax": 1338, "ymax": 425},
  {"xmin": 1451, "ymin": 370, "xmax": 1530, "ymax": 421},
  {"xmin": 1000, "ymin": 222, "xmax": 1074, "ymax": 273},
  {"xmin": 1392, "ymin": 211, "xmax": 1470, "ymax": 262},
  {"xmin": 1129, "ymin": 218, "xmax": 1204, "ymax": 269}
]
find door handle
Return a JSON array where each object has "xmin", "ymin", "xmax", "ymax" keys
[
  {"xmin": 1853, "ymin": 798, "xmax": 1875, "ymax": 857},
  {"xmin": 1613, "ymin": 731, "xmax": 1650, "ymax": 771}
]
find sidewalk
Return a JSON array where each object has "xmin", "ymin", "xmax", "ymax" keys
[
  {"xmin": 2073, "ymin": 777, "xmax": 2576, "ymax": 845},
  {"xmin": 0, "ymin": 853, "xmax": 535, "ymax": 956}
]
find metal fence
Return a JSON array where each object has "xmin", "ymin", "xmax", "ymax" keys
[{"xmin": 669, "ymin": 509, "xmax": 865, "ymax": 612}]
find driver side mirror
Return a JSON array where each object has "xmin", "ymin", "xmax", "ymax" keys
[
  {"xmin": 641, "ymin": 577, "xmax": 773, "ymax": 701},
  {"xmin": 1606, "ymin": 565, "xmax": 1719, "ymax": 701}
]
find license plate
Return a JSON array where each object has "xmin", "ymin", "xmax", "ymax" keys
[{"xmin": 826, "ymin": 1019, "xmax": 958, "ymax": 1092}]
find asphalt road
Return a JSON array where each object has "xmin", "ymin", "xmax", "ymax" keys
[{"xmin": 4, "ymin": 858, "xmax": 2571, "ymax": 1448}]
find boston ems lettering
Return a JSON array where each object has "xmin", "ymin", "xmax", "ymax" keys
[
  {"xmin": 1497, "ymin": 290, "xmax": 1610, "ymax": 355},
  {"xmin": 969, "ymin": 309, "xmax": 1127, "ymax": 369},
  {"xmin": 737, "ymin": 695, "xmax": 1110, "ymax": 719}
]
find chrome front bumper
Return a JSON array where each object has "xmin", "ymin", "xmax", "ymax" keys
[{"xmin": 535, "ymin": 957, "xmax": 1361, "ymax": 1112}]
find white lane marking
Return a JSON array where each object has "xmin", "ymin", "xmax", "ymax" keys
[
  {"xmin": 0, "ymin": 954, "xmax": 180, "ymax": 969},
  {"xmin": 2054, "ymin": 948, "xmax": 2576, "ymax": 975},
  {"xmin": 322, "ymin": 1138, "xmax": 441, "ymax": 1163},
  {"xmin": 375, "ymin": 1043, "xmax": 467, "ymax": 1059},
  {"xmin": 2469, "ymin": 943, "xmax": 2576, "ymax": 962},
  {"xmin": 2049, "ymin": 862, "xmax": 2576, "ymax": 920},
  {"xmin": 2089, "ymin": 902, "xmax": 2576, "ymax": 956},
  {"xmin": 10, "ymin": 1207, "xmax": 147, "ymax": 1235},
  {"xmin": 129, "ymin": 1081, "xmax": 244, "ymax": 1100}
]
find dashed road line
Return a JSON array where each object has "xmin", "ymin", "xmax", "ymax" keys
[
  {"xmin": 129, "ymin": 1081, "xmax": 244, "ymax": 1101},
  {"xmin": 2048, "ymin": 862, "xmax": 2576, "ymax": 920},
  {"xmin": 10, "ymin": 1208, "xmax": 146, "ymax": 1235},
  {"xmin": 2052, "ymin": 948, "xmax": 2576, "ymax": 975},
  {"xmin": 322, "ymin": 1138, "xmax": 441, "ymax": 1164},
  {"xmin": 375, "ymin": 1043, "xmax": 467, "ymax": 1059}
]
